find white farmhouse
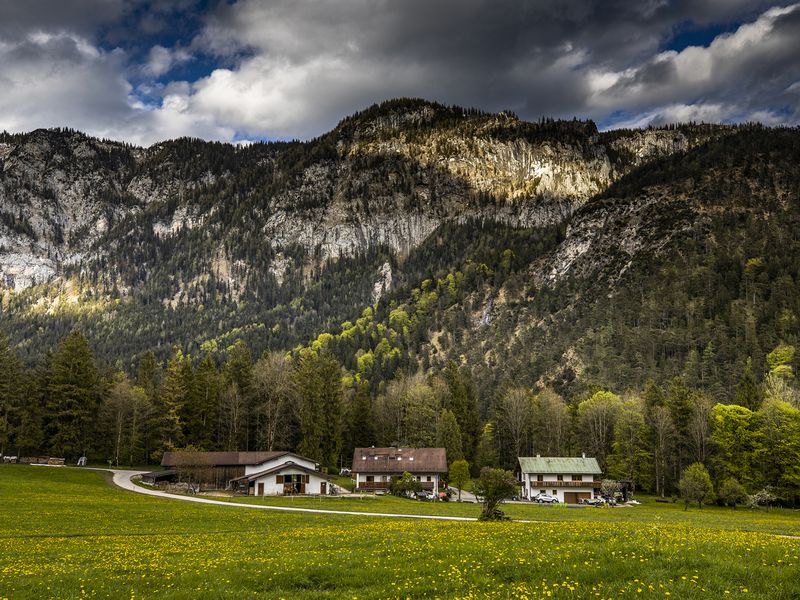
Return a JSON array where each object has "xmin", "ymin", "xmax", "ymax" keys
[{"xmin": 518, "ymin": 455, "xmax": 602, "ymax": 503}]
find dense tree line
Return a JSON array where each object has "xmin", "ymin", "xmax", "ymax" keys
[{"xmin": 2, "ymin": 328, "xmax": 798, "ymax": 505}]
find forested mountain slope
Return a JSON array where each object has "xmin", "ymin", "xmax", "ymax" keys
[{"xmin": 0, "ymin": 99, "xmax": 726, "ymax": 369}]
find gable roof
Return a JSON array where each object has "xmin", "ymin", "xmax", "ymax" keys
[
  {"xmin": 161, "ymin": 450, "xmax": 314, "ymax": 468},
  {"xmin": 353, "ymin": 447, "xmax": 447, "ymax": 474},
  {"xmin": 518, "ymin": 456, "xmax": 602, "ymax": 475},
  {"xmin": 230, "ymin": 460, "xmax": 333, "ymax": 482}
]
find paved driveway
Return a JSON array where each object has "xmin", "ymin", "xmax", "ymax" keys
[{"xmin": 107, "ymin": 469, "xmax": 479, "ymax": 522}]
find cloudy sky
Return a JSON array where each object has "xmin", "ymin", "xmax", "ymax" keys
[{"xmin": 0, "ymin": 0, "xmax": 798, "ymax": 145}]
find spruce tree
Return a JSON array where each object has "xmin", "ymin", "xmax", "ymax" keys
[
  {"xmin": 436, "ymin": 408, "xmax": 464, "ymax": 462},
  {"xmin": 347, "ymin": 382, "xmax": 377, "ymax": 455},
  {"xmin": 735, "ymin": 358, "xmax": 762, "ymax": 410},
  {"xmin": 46, "ymin": 331, "xmax": 103, "ymax": 459},
  {"xmin": 294, "ymin": 350, "xmax": 343, "ymax": 468},
  {"xmin": 154, "ymin": 349, "xmax": 188, "ymax": 457},
  {"xmin": 0, "ymin": 333, "xmax": 22, "ymax": 455}
]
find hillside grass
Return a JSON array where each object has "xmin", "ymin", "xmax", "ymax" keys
[{"xmin": 0, "ymin": 465, "xmax": 798, "ymax": 599}]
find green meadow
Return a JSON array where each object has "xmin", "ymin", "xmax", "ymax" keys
[{"xmin": 1, "ymin": 465, "xmax": 798, "ymax": 599}]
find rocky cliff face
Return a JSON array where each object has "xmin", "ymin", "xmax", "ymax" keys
[{"xmin": 0, "ymin": 101, "xmax": 727, "ymax": 296}]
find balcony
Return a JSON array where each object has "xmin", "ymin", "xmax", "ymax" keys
[
  {"xmin": 356, "ymin": 481, "xmax": 436, "ymax": 492},
  {"xmin": 528, "ymin": 480, "xmax": 601, "ymax": 488}
]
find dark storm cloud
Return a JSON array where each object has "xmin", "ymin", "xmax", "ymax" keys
[
  {"xmin": 0, "ymin": 0, "xmax": 797, "ymax": 143},
  {"xmin": 0, "ymin": 0, "xmax": 124, "ymax": 41}
]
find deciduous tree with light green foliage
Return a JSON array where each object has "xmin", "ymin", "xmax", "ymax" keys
[
  {"xmin": 710, "ymin": 403, "xmax": 755, "ymax": 486},
  {"xmin": 717, "ymin": 478, "xmax": 747, "ymax": 509},
  {"xmin": 474, "ymin": 467, "xmax": 518, "ymax": 521},
  {"xmin": 767, "ymin": 344, "xmax": 795, "ymax": 381},
  {"xmin": 679, "ymin": 462, "xmax": 714, "ymax": 509},
  {"xmin": 390, "ymin": 471, "xmax": 421, "ymax": 497},
  {"xmin": 608, "ymin": 395, "xmax": 651, "ymax": 486},
  {"xmin": 448, "ymin": 459, "xmax": 470, "ymax": 501}
]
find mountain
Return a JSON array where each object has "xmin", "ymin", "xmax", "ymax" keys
[{"xmin": 1, "ymin": 99, "xmax": 797, "ymax": 404}]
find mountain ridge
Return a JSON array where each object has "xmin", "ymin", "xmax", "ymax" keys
[{"xmin": 0, "ymin": 100, "xmax": 796, "ymax": 406}]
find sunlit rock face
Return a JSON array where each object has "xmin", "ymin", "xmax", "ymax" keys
[{"xmin": 0, "ymin": 101, "xmax": 727, "ymax": 293}]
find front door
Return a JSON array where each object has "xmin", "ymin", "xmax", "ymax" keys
[
  {"xmin": 257, "ymin": 482, "xmax": 265, "ymax": 496},
  {"xmin": 320, "ymin": 481, "xmax": 327, "ymax": 495}
]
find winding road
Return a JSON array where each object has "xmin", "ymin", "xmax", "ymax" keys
[{"xmin": 108, "ymin": 469, "xmax": 480, "ymax": 522}]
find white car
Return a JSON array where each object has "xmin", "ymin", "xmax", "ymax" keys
[{"xmin": 533, "ymin": 493, "xmax": 559, "ymax": 504}]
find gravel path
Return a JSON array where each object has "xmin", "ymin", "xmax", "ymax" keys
[{"xmin": 108, "ymin": 469, "xmax": 480, "ymax": 522}]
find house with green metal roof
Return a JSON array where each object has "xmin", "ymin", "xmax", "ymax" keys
[{"xmin": 518, "ymin": 454, "xmax": 602, "ymax": 503}]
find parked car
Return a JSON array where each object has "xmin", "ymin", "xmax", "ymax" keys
[
  {"xmin": 582, "ymin": 497, "xmax": 604, "ymax": 506},
  {"xmin": 533, "ymin": 493, "xmax": 559, "ymax": 504},
  {"xmin": 415, "ymin": 490, "xmax": 435, "ymax": 501}
]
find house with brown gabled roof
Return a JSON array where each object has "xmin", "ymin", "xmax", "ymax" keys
[
  {"xmin": 352, "ymin": 447, "xmax": 447, "ymax": 494},
  {"xmin": 161, "ymin": 450, "xmax": 332, "ymax": 495}
]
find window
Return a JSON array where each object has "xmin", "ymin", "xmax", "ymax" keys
[
  {"xmin": 282, "ymin": 474, "xmax": 306, "ymax": 484},
  {"xmin": 536, "ymin": 474, "xmax": 543, "ymax": 482},
  {"xmin": 540, "ymin": 489, "xmax": 545, "ymax": 495},
  {"xmin": 426, "ymin": 476, "xmax": 432, "ymax": 482},
  {"xmin": 552, "ymin": 490, "xmax": 558, "ymax": 496},
  {"xmin": 366, "ymin": 475, "xmax": 374, "ymax": 482},
  {"xmin": 572, "ymin": 474, "xmax": 582, "ymax": 481},
  {"xmin": 557, "ymin": 474, "xmax": 563, "ymax": 481}
]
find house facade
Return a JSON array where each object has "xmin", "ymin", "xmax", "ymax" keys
[
  {"xmin": 161, "ymin": 450, "xmax": 332, "ymax": 495},
  {"xmin": 352, "ymin": 447, "xmax": 447, "ymax": 494},
  {"xmin": 518, "ymin": 455, "xmax": 602, "ymax": 503}
]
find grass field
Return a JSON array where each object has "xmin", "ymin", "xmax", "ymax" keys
[{"xmin": 1, "ymin": 465, "xmax": 799, "ymax": 599}]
